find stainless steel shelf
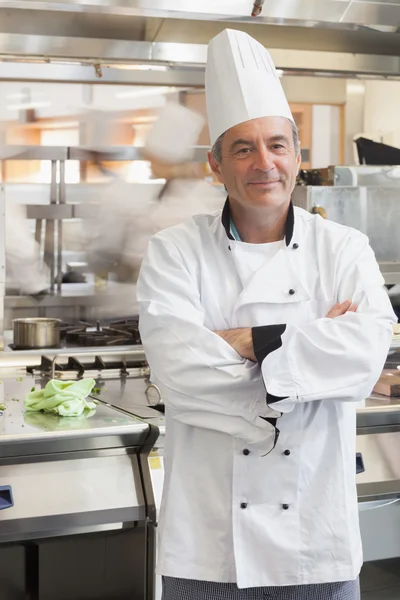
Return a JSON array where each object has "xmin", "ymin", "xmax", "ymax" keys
[
  {"xmin": 0, "ymin": 146, "xmax": 68, "ymax": 161},
  {"xmin": 0, "ymin": 145, "xmax": 211, "ymax": 162}
]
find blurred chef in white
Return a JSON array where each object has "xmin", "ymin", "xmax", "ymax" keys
[
  {"xmin": 86, "ymin": 103, "xmax": 223, "ymax": 282},
  {"xmin": 137, "ymin": 29, "xmax": 396, "ymax": 600},
  {"xmin": 6, "ymin": 201, "xmax": 49, "ymax": 295},
  {"xmin": 0, "ymin": 147, "xmax": 49, "ymax": 295}
]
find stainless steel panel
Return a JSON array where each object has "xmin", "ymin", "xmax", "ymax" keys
[
  {"xmin": 359, "ymin": 500, "xmax": 400, "ymax": 562},
  {"xmin": 248, "ymin": 0, "xmax": 351, "ymax": 22},
  {"xmin": 357, "ymin": 396, "xmax": 400, "ymax": 432},
  {"xmin": 0, "ymin": 454, "xmax": 145, "ymax": 542},
  {"xmin": 332, "ymin": 166, "xmax": 400, "ymax": 187},
  {"xmin": 2, "ymin": 0, "xmax": 398, "ymax": 31},
  {"xmin": 346, "ymin": 1, "xmax": 400, "ymax": 26},
  {"xmin": 0, "ymin": 146, "xmax": 68, "ymax": 161},
  {"xmin": 0, "ymin": 33, "xmax": 152, "ymax": 62},
  {"xmin": 357, "ymin": 432, "xmax": 400, "ymax": 486},
  {"xmin": 69, "ymin": 146, "xmax": 144, "ymax": 161},
  {"xmin": 292, "ymin": 186, "xmax": 400, "ymax": 262},
  {"xmin": 360, "ymin": 0, "xmax": 400, "ymax": 4},
  {"xmin": 26, "ymin": 205, "xmax": 73, "ymax": 219},
  {"xmin": 0, "ymin": 33, "xmax": 400, "ymax": 78},
  {"xmin": 0, "ymin": 61, "xmax": 205, "ymax": 86},
  {"xmin": 0, "ymin": 187, "xmax": 5, "ymax": 352},
  {"xmin": 69, "ymin": 145, "xmax": 210, "ymax": 161}
]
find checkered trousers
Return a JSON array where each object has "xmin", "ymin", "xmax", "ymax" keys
[{"xmin": 162, "ymin": 576, "xmax": 360, "ymax": 600}]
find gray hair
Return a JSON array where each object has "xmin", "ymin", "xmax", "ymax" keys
[{"xmin": 211, "ymin": 118, "xmax": 300, "ymax": 164}]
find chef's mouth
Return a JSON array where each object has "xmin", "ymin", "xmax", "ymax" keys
[{"xmin": 247, "ymin": 179, "xmax": 281, "ymax": 185}]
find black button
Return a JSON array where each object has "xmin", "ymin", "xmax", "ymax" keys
[
  {"xmin": 289, "ymin": 289, "xmax": 296, "ymax": 295},
  {"xmin": 292, "ymin": 243, "xmax": 299, "ymax": 250},
  {"xmin": 243, "ymin": 449, "xmax": 250, "ymax": 456},
  {"xmin": 240, "ymin": 502, "xmax": 248, "ymax": 509},
  {"xmin": 284, "ymin": 449, "xmax": 291, "ymax": 456},
  {"xmin": 282, "ymin": 504, "xmax": 289, "ymax": 510}
]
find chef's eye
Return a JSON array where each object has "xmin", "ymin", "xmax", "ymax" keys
[
  {"xmin": 272, "ymin": 144, "xmax": 285, "ymax": 149},
  {"xmin": 237, "ymin": 147, "xmax": 251, "ymax": 154}
]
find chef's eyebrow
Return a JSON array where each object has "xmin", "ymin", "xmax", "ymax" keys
[
  {"xmin": 229, "ymin": 134, "xmax": 290, "ymax": 152},
  {"xmin": 269, "ymin": 134, "xmax": 290, "ymax": 145},
  {"xmin": 229, "ymin": 138, "xmax": 254, "ymax": 152}
]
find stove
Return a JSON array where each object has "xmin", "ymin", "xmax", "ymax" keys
[{"xmin": 60, "ymin": 319, "xmax": 141, "ymax": 347}]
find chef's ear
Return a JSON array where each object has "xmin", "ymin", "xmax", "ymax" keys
[{"xmin": 208, "ymin": 151, "xmax": 225, "ymax": 185}]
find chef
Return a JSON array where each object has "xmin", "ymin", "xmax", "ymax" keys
[
  {"xmin": 86, "ymin": 102, "xmax": 223, "ymax": 283},
  {"xmin": 137, "ymin": 29, "xmax": 396, "ymax": 600},
  {"xmin": 1, "ymin": 146, "xmax": 49, "ymax": 295}
]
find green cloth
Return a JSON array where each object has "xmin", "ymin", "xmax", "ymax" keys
[{"xmin": 25, "ymin": 378, "xmax": 97, "ymax": 417}]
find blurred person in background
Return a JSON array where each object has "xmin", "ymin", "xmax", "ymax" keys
[
  {"xmin": 86, "ymin": 102, "xmax": 224, "ymax": 284},
  {"xmin": 1, "ymin": 147, "xmax": 49, "ymax": 296},
  {"xmin": 6, "ymin": 200, "xmax": 49, "ymax": 296}
]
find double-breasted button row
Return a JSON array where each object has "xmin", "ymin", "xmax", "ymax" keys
[
  {"xmin": 242, "ymin": 448, "xmax": 290, "ymax": 456},
  {"xmin": 240, "ymin": 502, "xmax": 290, "ymax": 510}
]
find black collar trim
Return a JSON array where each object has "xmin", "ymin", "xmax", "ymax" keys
[{"xmin": 221, "ymin": 198, "xmax": 295, "ymax": 246}]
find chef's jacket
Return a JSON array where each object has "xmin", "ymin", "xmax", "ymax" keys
[{"xmin": 137, "ymin": 201, "xmax": 396, "ymax": 588}]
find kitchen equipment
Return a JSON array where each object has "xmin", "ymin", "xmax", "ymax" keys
[
  {"xmin": 13, "ymin": 317, "xmax": 61, "ymax": 350},
  {"xmin": 0, "ymin": 373, "xmax": 159, "ymax": 600}
]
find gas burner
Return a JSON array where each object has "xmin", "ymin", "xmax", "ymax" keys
[
  {"xmin": 109, "ymin": 319, "xmax": 141, "ymax": 344},
  {"xmin": 60, "ymin": 320, "xmax": 141, "ymax": 347}
]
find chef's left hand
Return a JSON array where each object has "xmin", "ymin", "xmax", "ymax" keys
[{"xmin": 214, "ymin": 328, "xmax": 256, "ymax": 362}]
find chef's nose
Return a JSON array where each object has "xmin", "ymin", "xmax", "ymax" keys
[{"xmin": 253, "ymin": 145, "xmax": 275, "ymax": 171}]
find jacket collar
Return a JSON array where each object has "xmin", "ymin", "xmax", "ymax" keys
[{"xmin": 221, "ymin": 198, "xmax": 294, "ymax": 246}]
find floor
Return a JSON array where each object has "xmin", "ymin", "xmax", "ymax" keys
[{"xmin": 361, "ymin": 559, "xmax": 400, "ymax": 599}]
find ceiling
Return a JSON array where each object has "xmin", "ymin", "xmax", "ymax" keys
[{"xmin": 0, "ymin": 0, "xmax": 399, "ymax": 82}]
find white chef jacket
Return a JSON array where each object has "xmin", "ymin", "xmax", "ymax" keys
[{"xmin": 137, "ymin": 201, "xmax": 396, "ymax": 589}]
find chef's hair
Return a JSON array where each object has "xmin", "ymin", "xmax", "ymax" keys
[{"xmin": 211, "ymin": 118, "xmax": 300, "ymax": 164}]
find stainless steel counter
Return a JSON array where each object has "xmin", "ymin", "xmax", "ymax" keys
[
  {"xmin": 0, "ymin": 374, "xmax": 151, "ymax": 456},
  {"xmin": 0, "ymin": 373, "xmax": 158, "ymax": 550},
  {"xmin": 357, "ymin": 394, "xmax": 400, "ymax": 433}
]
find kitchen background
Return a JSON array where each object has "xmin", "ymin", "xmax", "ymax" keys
[{"xmin": 0, "ymin": 2, "xmax": 400, "ymax": 600}]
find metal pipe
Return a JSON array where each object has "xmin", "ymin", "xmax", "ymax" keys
[
  {"xmin": 251, "ymin": 0, "xmax": 265, "ymax": 17},
  {"xmin": 44, "ymin": 160, "xmax": 57, "ymax": 294},
  {"xmin": 57, "ymin": 160, "xmax": 66, "ymax": 294},
  {"xmin": 0, "ymin": 186, "xmax": 5, "ymax": 352}
]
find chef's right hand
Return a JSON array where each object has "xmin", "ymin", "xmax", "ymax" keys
[{"xmin": 326, "ymin": 300, "xmax": 358, "ymax": 319}]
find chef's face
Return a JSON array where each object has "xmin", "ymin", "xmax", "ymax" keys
[{"xmin": 208, "ymin": 116, "xmax": 300, "ymax": 211}]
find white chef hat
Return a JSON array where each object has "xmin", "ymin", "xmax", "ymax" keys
[
  {"xmin": 144, "ymin": 103, "xmax": 205, "ymax": 164},
  {"xmin": 206, "ymin": 29, "xmax": 294, "ymax": 145}
]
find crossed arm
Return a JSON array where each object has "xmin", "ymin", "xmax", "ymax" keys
[{"xmin": 214, "ymin": 300, "xmax": 358, "ymax": 362}]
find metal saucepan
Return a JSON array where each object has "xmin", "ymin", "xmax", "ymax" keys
[{"xmin": 13, "ymin": 318, "xmax": 61, "ymax": 350}]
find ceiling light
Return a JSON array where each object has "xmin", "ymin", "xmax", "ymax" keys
[
  {"xmin": 6, "ymin": 101, "xmax": 52, "ymax": 111},
  {"xmin": 109, "ymin": 64, "xmax": 169, "ymax": 72},
  {"xmin": 115, "ymin": 86, "xmax": 178, "ymax": 99},
  {"xmin": 6, "ymin": 92, "xmax": 28, "ymax": 100},
  {"xmin": 347, "ymin": 82, "xmax": 365, "ymax": 95}
]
